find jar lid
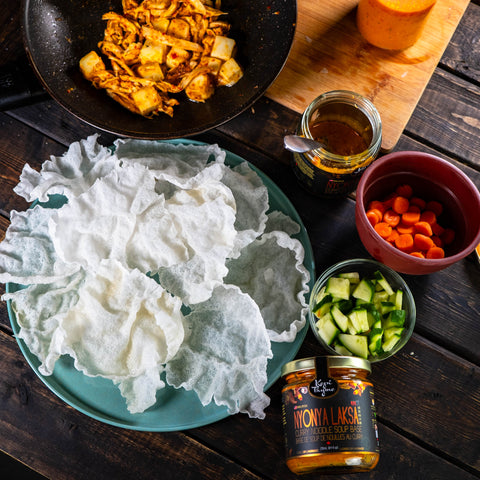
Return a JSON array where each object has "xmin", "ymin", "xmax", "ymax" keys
[{"xmin": 281, "ymin": 356, "xmax": 371, "ymax": 377}]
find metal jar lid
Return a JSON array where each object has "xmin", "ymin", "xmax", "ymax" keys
[{"xmin": 281, "ymin": 356, "xmax": 371, "ymax": 378}]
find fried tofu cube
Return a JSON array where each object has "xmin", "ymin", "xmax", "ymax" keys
[
  {"xmin": 131, "ymin": 86, "xmax": 162, "ymax": 115},
  {"xmin": 79, "ymin": 51, "xmax": 105, "ymax": 80},
  {"xmin": 201, "ymin": 56, "xmax": 223, "ymax": 75},
  {"xmin": 167, "ymin": 18, "xmax": 190, "ymax": 40},
  {"xmin": 185, "ymin": 73, "xmax": 214, "ymax": 102},
  {"xmin": 217, "ymin": 58, "xmax": 243, "ymax": 86},
  {"xmin": 139, "ymin": 43, "xmax": 168, "ymax": 65},
  {"xmin": 151, "ymin": 17, "xmax": 170, "ymax": 32},
  {"xmin": 166, "ymin": 47, "xmax": 190, "ymax": 69},
  {"xmin": 210, "ymin": 36, "xmax": 236, "ymax": 61},
  {"xmin": 137, "ymin": 62, "xmax": 164, "ymax": 81}
]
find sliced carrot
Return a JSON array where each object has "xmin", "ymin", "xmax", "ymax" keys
[
  {"xmin": 426, "ymin": 246, "xmax": 445, "ymax": 259},
  {"xmin": 414, "ymin": 221, "xmax": 433, "ymax": 236},
  {"xmin": 397, "ymin": 223, "xmax": 415, "ymax": 235},
  {"xmin": 374, "ymin": 222, "xmax": 392, "ymax": 239},
  {"xmin": 410, "ymin": 197, "xmax": 427, "ymax": 210},
  {"xmin": 392, "ymin": 196, "xmax": 410, "ymax": 214},
  {"xmin": 368, "ymin": 200, "xmax": 386, "ymax": 214},
  {"xmin": 395, "ymin": 233, "xmax": 414, "ymax": 252},
  {"xmin": 383, "ymin": 209, "xmax": 401, "ymax": 227},
  {"xmin": 410, "ymin": 251, "xmax": 425, "ymax": 259},
  {"xmin": 414, "ymin": 233, "xmax": 434, "ymax": 251},
  {"xmin": 441, "ymin": 228, "xmax": 455, "ymax": 245},
  {"xmin": 366, "ymin": 209, "xmax": 381, "ymax": 227},
  {"xmin": 420, "ymin": 210, "xmax": 437, "ymax": 225},
  {"xmin": 401, "ymin": 209, "xmax": 421, "ymax": 226},
  {"xmin": 395, "ymin": 184, "xmax": 413, "ymax": 198},
  {"xmin": 386, "ymin": 229, "xmax": 400, "ymax": 244},
  {"xmin": 426, "ymin": 200, "xmax": 443, "ymax": 217},
  {"xmin": 431, "ymin": 222, "xmax": 445, "ymax": 237}
]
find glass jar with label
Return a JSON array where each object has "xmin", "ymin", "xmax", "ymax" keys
[
  {"xmin": 291, "ymin": 90, "xmax": 382, "ymax": 197},
  {"xmin": 281, "ymin": 356, "xmax": 380, "ymax": 475}
]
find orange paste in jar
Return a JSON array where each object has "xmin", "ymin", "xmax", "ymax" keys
[
  {"xmin": 281, "ymin": 357, "xmax": 379, "ymax": 475},
  {"xmin": 356, "ymin": 0, "xmax": 436, "ymax": 50}
]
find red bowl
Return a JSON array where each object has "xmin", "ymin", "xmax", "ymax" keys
[{"xmin": 355, "ymin": 151, "xmax": 480, "ymax": 275}]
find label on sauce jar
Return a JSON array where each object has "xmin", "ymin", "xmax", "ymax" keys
[
  {"xmin": 292, "ymin": 153, "xmax": 369, "ymax": 197},
  {"xmin": 282, "ymin": 359, "xmax": 379, "ymax": 459}
]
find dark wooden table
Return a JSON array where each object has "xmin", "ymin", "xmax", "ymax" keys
[{"xmin": 1, "ymin": 1, "xmax": 480, "ymax": 479}]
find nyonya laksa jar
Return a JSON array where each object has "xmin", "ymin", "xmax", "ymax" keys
[
  {"xmin": 291, "ymin": 90, "xmax": 382, "ymax": 197},
  {"xmin": 281, "ymin": 356, "xmax": 380, "ymax": 475}
]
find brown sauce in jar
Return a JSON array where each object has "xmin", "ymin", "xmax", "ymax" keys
[{"xmin": 309, "ymin": 120, "xmax": 368, "ymax": 156}]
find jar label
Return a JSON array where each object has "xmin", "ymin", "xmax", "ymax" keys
[
  {"xmin": 282, "ymin": 377, "xmax": 379, "ymax": 458},
  {"xmin": 309, "ymin": 357, "xmax": 338, "ymax": 398}
]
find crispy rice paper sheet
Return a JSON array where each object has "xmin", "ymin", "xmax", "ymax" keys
[{"xmin": 0, "ymin": 136, "xmax": 310, "ymax": 419}]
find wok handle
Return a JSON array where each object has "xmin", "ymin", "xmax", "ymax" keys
[{"xmin": 0, "ymin": 56, "xmax": 49, "ymax": 111}]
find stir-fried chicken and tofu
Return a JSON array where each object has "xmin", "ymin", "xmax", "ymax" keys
[{"xmin": 79, "ymin": 0, "xmax": 243, "ymax": 117}]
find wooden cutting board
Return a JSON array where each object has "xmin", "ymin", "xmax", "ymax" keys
[{"xmin": 266, "ymin": 0, "xmax": 470, "ymax": 151}]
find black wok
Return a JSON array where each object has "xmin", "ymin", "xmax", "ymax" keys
[{"xmin": 19, "ymin": 0, "xmax": 296, "ymax": 139}]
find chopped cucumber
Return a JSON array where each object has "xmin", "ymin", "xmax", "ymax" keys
[
  {"xmin": 316, "ymin": 313, "xmax": 339, "ymax": 345},
  {"xmin": 338, "ymin": 272, "xmax": 360, "ymax": 284},
  {"xmin": 312, "ymin": 269, "xmax": 408, "ymax": 360},
  {"xmin": 333, "ymin": 342, "xmax": 353, "ymax": 356},
  {"xmin": 382, "ymin": 332, "xmax": 403, "ymax": 352},
  {"xmin": 368, "ymin": 329, "xmax": 384, "ymax": 356},
  {"xmin": 380, "ymin": 301, "xmax": 396, "ymax": 315},
  {"xmin": 374, "ymin": 270, "xmax": 394, "ymax": 296},
  {"xmin": 392, "ymin": 289, "xmax": 404, "ymax": 310},
  {"xmin": 352, "ymin": 279, "xmax": 375, "ymax": 303},
  {"xmin": 325, "ymin": 276, "xmax": 351, "ymax": 300},
  {"xmin": 383, "ymin": 327, "xmax": 404, "ymax": 342},
  {"xmin": 331, "ymin": 304, "xmax": 349, "ymax": 332},
  {"xmin": 338, "ymin": 334, "xmax": 369, "ymax": 359},
  {"xmin": 348, "ymin": 308, "xmax": 370, "ymax": 333}
]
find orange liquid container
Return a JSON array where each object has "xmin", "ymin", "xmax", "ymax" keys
[{"xmin": 356, "ymin": 0, "xmax": 437, "ymax": 50}]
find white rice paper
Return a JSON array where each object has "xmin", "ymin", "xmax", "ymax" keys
[{"xmin": 0, "ymin": 136, "xmax": 310, "ymax": 418}]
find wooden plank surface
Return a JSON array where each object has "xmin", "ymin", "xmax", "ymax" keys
[{"xmin": 266, "ymin": 0, "xmax": 470, "ymax": 151}]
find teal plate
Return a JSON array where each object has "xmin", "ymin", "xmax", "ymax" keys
[{"xmin": 7, "ymin": 139, "xmax": 315, "ymax": 431}]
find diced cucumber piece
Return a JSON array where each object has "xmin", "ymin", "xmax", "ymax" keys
[
  {"xmin": 366, "ymin": 306, "xmax": 381, "ymax": 328},
  {"xmin": 325, "ymin": 276, "xmax": 351, "ymax": 300},
  {"xmin": 337, "ymin": 299, "xmax": 353, "ymax": 313},
  {"xmin": 393, "ymin": 289, "xmax": 403, "ymax": 310},
  {"xmin": 338, "ymin": 272, "xmax": 360, "ymax": 284},
  {"xmin": 368, "ymin": 329, "xmax": 384, "ymax": 355},
  {"xmin": 338, "ymin": 334, "xmax": 369, "ymax": 359},
  {"xmin": 312, "ymin": 294, "xmax": 332, "ymax": 315},
  {"xmin": 383, "ymin": 327, "xmax": 404, "ymax": 342},
  {"xmin": 331, "ymin": 304, "xmax": 349, "ymax": 332},
  {"xmin": 313, "ymin": 301, "xmax": 332, "ymax": 318},
  {"xmin": 382, "ymin": 333, "xmax": 402, "ymax": 352},
  {"xmin": 333, "ymin": 342, "xmax": 353, "ymax": 356},
  {"xmin": 383, "ymin": 310, "xmax": 406, "ymax": 329},
  {"xmin": 347, "ymin": 319, "xmax": 360, "ymax": 335},
  {"xmin": 380, "ymin": 301, "xmax": 396, "ymax": 315},
  {"xmin": 371, "ymin": 318, "xmax": 382, "ymax": 330},
  {"xmin": 374, "ymin": 270, "xmax": 394, "ymax": 296},
  {"xmin": 348, "ymin": 308, "xmax": 370, "ymax": 333},
  {"xmin": 389, "ymin": 309, "xmax": 406, "ymax": 326},
  {"xmin": 373, "ymin": 291, "xmax": 390, "ymax": 310},
  {"xmin": 316, "ymin": 313, "xmax": 339, "ymax": 345},
  {"xmin": 352, "ymin": 279, "xmax": 375, "ymax": 303}
]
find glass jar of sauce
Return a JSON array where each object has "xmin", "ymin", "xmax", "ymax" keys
[
  {"xmin": 356, "ymin": 0, "xmax": 437, "ymax": 50},
  {"xmin": 291, "ymin": 91, "xmax": 382, "ymax": 197},
  {"xmin": 281, "ymin": 356, "xmax": 380, "ymax": 475}
]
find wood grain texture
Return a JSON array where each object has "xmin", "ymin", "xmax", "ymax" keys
[{"xmin": 265, "ymin": 0, "xmax": 470, "ymax": 151}]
